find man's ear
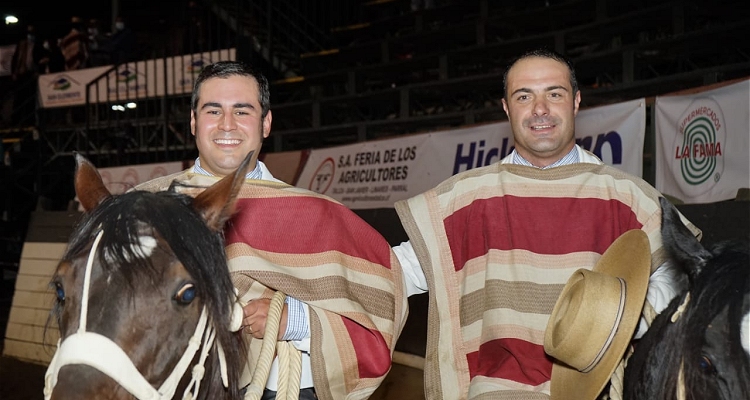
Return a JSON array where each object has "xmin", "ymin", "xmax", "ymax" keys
[
  {"xmin": 190, "ymin": 110, "xmax": 197, "ymax": 136},
  {"xmin": 573, "ymin": 90, "xmax": 581, "ymax": 116},
  {"xmin": 501, "ymin": 98, "xmax": 509, "ymax": 118},
  {"xmin": 262, "ymin": 110, "xmax": 272, "ymax": 138}
]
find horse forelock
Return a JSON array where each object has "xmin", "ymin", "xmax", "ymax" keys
[{"xmin": 90, "ymin": 192, "xmax": 231, "ymax": 310}]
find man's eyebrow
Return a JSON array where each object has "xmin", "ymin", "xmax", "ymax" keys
[
  {"xmin": 509, "ymin": 85, "xmax": 569, "ymax": 97},
  {"xmin": 200, "ymin": 102, "xmax": 255, "ymax": 110},
  {"xmin": 510, "ymin": 87, "xmax": 532, "ymax": 97}
]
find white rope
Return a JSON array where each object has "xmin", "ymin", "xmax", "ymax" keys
[
  {"xmin": 276, "ymin": 341, "xmax": 302, "ymax": 400},
  {"xmin": 79, "ymin": 230, "xmax": 104, "ymax": 333},
  {"xmin": 243, "ymin": 291, "xmax": 302, "ymax": 400},
  {"xmin": 181, "ymin": 322, "xmax": 217, "ymax": 399},
  {"xmin": 676, "ymin": 360, "xmax": 687, "ymax": 400}
]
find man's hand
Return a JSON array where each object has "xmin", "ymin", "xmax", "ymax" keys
[{"xmin": 241, "ymin": 298, "xmax": 288, "ymax": 340}]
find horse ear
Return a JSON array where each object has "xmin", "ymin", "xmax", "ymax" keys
[
  {"xmin": 192, "ymin": 151, "xmax": 254, "ymax": 231},
  {"xmin": 659, "ymin": 196, "xmax": 711, "ymax": 280},
  {"xmin": 74, "ymin": 152, "xmax": 112, "ymax": 212}
]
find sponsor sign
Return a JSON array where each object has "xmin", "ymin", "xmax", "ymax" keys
[
  {"xmin": 38, "ymin": 66, "xmax": 112, "ymax": 108},
  {"xmin": 95, "ymin": 161, "xmax": 185, "ymax": 194},
  {"xmin": 38, "ymin": 49, "xmax": 235, "ymax": 108},
  {"xmin": 75, "ymin": 161, "xmax": 185, "ymax": 211},
  {"xmin": 655, "ymin": 79, "xmax": 749, "ymax": 203},
  {"xmin": 298, "ymin": 99, "xmax": 646, "ymax": 209}
]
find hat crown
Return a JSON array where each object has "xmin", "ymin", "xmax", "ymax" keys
[{"xmin": 544, "ymin": 269, "xmax": 627, "ymax": 372}]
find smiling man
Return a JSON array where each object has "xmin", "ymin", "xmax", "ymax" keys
[
  {"xmin": 190, "ymin": 61, "xmax": 275, "ymax": 179},
  {"xmin": 135, "ymin": 61, "xmax": 409, "ymax": 400},
  {"xmin": 135, "ymin": 61, "xmax": 317, "ymax": 400},
  {"xmin": 392, "ymin": 49, "xmax": 702, "ymax": 399},
  {"xmin": 501, "ymin": 51, "xmax": 581, "ymax": 167}
]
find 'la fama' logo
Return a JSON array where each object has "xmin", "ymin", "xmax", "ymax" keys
[
  {"xmin": 308, "ymin": 157, "xmax": 335, "ymax": 194},
  {"xmin": 671, "ymin": 98, "xmax": 725, "ymax": 196}
]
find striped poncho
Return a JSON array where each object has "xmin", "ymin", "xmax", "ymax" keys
[
  {"xmin": 394, "ymin": 162, "xmax": 700, "ymax": 400},
  {"xmin": 137, "ymin": 172, "xmax": 409, "ymax": 400}
]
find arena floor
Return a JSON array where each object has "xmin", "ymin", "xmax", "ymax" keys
[{"xmin": 0, "ymin": 354, "xmax": 424, "ymax": 399}]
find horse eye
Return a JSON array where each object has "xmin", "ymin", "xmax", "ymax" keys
[
  {"xmin": 175, "ymin": 283, "xmax": 196, "ymax": 305},
  {"xmin": 54, "ymin": 282, "xmax": 65, "ymax": 302},
  {"xmin": 698, "ymin": 355, "xmax": 716, "ymax": 375}
]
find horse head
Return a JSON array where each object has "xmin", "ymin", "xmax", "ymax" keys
[
  {"xmin": 624, "ymin": 197, "xmax": 750, "ymax": 399},
  {"xmin": 44, "ymin": 152, "xmax": 253, "ymax": 400}
]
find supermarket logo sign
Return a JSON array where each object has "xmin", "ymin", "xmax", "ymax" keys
[{"xmin": 671, "ymin": 98, "xmax": 725, "ymax": 195}]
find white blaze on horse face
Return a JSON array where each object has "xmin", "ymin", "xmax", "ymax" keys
[
  {"xmin": 132, "ymin": 235, "xmax": 158, "ymax": 258},
  {"xmin": 742, "ymin": 311, "xmax": 749, "ymax": 355},
  {"xmin": 103, "ymin": 234, "xmax": 158, "ymax": 264}
]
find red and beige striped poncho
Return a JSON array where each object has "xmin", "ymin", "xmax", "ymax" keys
[
  {"xmin": 394, "ymin": 162, "xmax": 700, "ymax": 399},
  {"xmin": 137, "ymin": 172, "xmax": 409, "ymax": 400}
]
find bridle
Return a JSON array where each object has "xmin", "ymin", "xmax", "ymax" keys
[{"xmin": 44, "ymin": 229, "xmax": 238, "ymax": 399}]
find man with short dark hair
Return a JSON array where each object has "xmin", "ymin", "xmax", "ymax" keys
[
  {"xmin": 137, "ymin": 61, "xmax": 406, "ymax": 400},
  {"xmin": 392, "ymin": 48, "xmax": 702, "ymax": 399}
]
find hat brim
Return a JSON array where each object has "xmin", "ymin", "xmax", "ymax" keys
[{"xmin": 550, "ymin": 229, "xmax": 651, "ymax": 400}]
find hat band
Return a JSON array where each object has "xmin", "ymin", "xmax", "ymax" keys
[{"xmin": 581, "ymin": 277, "xmax": 626, "ymax": 373}]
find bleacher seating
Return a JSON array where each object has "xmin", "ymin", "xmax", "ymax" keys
[{"xmin": 0, "ymin": 0, "xmax": 748, "ymax": 253}]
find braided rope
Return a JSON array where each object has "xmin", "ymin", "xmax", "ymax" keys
[
  {"xmin": 243, "ymin": 291, "xmax": 303, "ymax": 400},
  {"xmin": 276, "ymin": 341, "xmax": 302, "ymax": 399}
]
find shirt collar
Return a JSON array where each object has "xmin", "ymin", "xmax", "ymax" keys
[
  {"xmin": 193, "ymin": 157, "xmax": 262, "ymax": 179},
  {"xmin": 510, "ymin": 145, "xmax": 579, "ymax": 169}
]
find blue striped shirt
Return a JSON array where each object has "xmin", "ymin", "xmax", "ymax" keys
[
  {"xmin": 508, "ymin": 146, "xmax": 580, "ymax": 168},
  {"xmin": 193, "ymin": 157, "xmax": 264, "ymax": 180}
]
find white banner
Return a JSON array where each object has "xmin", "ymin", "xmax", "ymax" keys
[
  {"xmin": 38, "ymin": 66, "xmax": 112, "ymax": 108},
  {"xmin": 96, "ymin": 161, "xmax": 186, "ymax": 194},
  {"xmin": 75, "ymin": 160, "xmax": 185, "ymax": 211},
  {"xmin": 297, "ymin": 99, "xmax": 646, "ymax": 209},
  {"xmin": 38, "ymin": 49, "xmax": 236, "ymax": 108},
  {"xmin": 655, "ymin": 79, "xmax": 750, "ymax": 204},
  {"xmin": 297, "ymin": 135, "xmax": 431, "ymax": 209}
]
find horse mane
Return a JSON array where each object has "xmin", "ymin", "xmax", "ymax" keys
[
  {"xmin": 61, "ymin": 188, "xmax": 244, "ymax": 399},
  {"xmin": 630, "ymin": 239, "xmax": 750, "ymax": 399},
  {"xmin": 679, "ymin": 240, "xmax": 750, "ymax": 396}
]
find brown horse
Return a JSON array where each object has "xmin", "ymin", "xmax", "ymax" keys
[{"xmin": 44, "ymin": 152, "xmax": 252, "ymax": 399}]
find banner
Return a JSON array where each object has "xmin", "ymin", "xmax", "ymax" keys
[
  {"xmin": 37, "ymin": 65, "xmax": 112, "ymax": 108},
  {"xmin": 655, "ymin": 79, "xmax": 750, "ymax": 204},
  {"xmin": 95, "ymin": 161, "xmax": 186, "ymax": 195},
  {"xmin": 38, "ymin": 49, "xmax": 236, "ymax": 108},
  {"xmin": 297, "ymin": 99, "xmax": 646, "ymax": 209}
]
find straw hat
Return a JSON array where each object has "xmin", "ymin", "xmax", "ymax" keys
[{"xmin": 544, "ymin": 229, "xmax": 651, "ymax": 400}]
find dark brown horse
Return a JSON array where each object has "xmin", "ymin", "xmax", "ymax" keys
[
  {"xmin": 624, "ymin": 197, "xmax": 750, "ymax": 399},
  {"xmin": 44, "ymin": 152, "xmax": 252, "ymax": 399}
]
